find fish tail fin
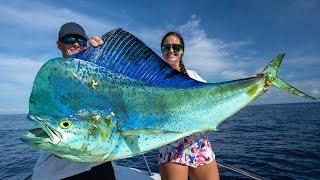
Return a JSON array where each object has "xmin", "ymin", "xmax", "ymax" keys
[{"xmin": 262, "ymin": 54, "xmax": 316, "ymax": 100}]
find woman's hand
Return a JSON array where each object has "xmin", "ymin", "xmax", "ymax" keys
[{"xmin": 256, "ymin": 73, "xmax": 272, "ymax": 90}]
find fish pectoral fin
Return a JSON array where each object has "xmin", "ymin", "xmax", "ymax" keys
[
  {"xmin": 120, "ymin": 128, "xmax": 180, "ymax": 136},
  {"xmin": 124, "ymin": 135, "xmax": 141, "ymax": 153}
]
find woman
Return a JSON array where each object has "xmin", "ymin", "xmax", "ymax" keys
[{"xmin": 158, "ymin": 32, "xmax": 220, "ymax": 180}]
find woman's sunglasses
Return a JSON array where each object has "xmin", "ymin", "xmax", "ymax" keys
[
  {"xmin": 161, "ymin": 43, "xmax": 184, "ymax": 52},
  {"xmin": 61, "ymin": 36, "xmax": 87, "ymax": 46}
]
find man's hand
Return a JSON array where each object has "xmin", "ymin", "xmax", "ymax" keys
[
  {"xmin": 89, "ymin": 36, "xmax": 104, "ymax": 47},
  {"xmin": 256, "ymin": 73, "xmax": 264, "ymax": 78}
]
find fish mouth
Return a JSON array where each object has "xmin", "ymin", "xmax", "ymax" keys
[{"xmin": 21, "ymin": 115, "xmax": 62, "ymax": 144}]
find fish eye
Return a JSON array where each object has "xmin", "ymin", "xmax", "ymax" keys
[{"xmin": 59, "ymin": 120, "xmax": 72, "ymax": 129}]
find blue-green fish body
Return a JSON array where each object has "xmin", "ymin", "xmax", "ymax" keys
[{"xmin": 22, "ymin": 29, "xmax": 316, "ymax": 162}]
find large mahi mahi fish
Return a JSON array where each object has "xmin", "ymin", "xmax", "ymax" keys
[{"xmin": 21, "ymin": 28, "xmax": 316, "ymax": 162}]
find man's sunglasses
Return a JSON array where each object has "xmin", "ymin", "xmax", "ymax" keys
[
  {"xmin": 61, "ymin": 36, "xmax": 87, "ymax": 46},
  {"xmin": 161, "ymin": 43, "xmax": 184, "ymax": 52}
]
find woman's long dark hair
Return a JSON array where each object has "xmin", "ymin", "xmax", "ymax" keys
[{"xmin": 160, "ymin": 32, "xmax": 188, "ymax": 75}]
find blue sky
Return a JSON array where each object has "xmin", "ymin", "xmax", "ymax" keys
[{"xmin": 0, "ymin": 0, "xmax": 319, "ymax": 114}]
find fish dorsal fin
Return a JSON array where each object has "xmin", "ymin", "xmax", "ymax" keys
[{"xmin": 74, "ymin": 28, "xmax": 203, "ymax": 87}]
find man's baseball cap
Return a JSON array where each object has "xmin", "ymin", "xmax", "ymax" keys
[{"xmin": 58, "ymin": 22, "xmax": 89, "ymax": 40}]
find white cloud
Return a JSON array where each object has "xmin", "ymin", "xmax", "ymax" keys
[
  {"xmin": 0, "ymin": 54, "xmax": 44, "ymax": 114},
  {"xmin": 0, "ymin": 54, "xmax": 44, "ymax": 86},
  {"xmin": 291, "ymin": 80, "xmax": 320, "ymax": 87},
  {"xmin": 221, "ymin": 70, "xmax": 249, "ymax": 80},
  {"xmin": 288, "ymin": 55, "xmax": 320, "ymax": 66},
  {"xmin": 284, "ymin": 72, "xmax": 296, "ymax": 80},
  {"xmin": 0, "ymin": 2, "xmax": 114, "ymax": 37},
  {"xmin": 0, "ymin": 82, "xmax": 31, "ymax": 114},
  {"xmin": 131, "ymin": 28, "xmax": 164, "ymax": 51},
  {"xmin": 0, "ymin": 82, "xmax": 30, "ymax": 98},
  {"xmin": 0, "ymin": 108, "xmax": 26, "ymax": 114},
  {"xmin": 177, "ymin": 15, "xmax": 253, "ymax": 81},
  {"xmin": 311, "ymin": 88, "xmax": 320, "ymax": 95}
]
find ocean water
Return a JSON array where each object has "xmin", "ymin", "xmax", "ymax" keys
[{"xmin": 0, "ymin": 103, "xmax": 319, "ymax": 179}]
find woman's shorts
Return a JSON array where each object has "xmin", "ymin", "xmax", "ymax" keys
[{"xmin": 157, "ymin": 133, "xmax": 215, "ymax": 168}]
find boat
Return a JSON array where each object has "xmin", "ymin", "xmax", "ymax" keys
[
  {"xmin": 24, "ymin": 153, "xmax": 263, "ymax": 180},
  {"xmin": 113, "ymin": 162, "xmax": 160, "ymax": 180}
]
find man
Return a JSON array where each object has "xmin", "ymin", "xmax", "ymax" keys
[
  {"xmin": 57, "ymin": 22, "xmax": 103, "ymax": 57},
  {"xmin": 31, "ymin": 22, "xmax": 116, "ymax": 180}
]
